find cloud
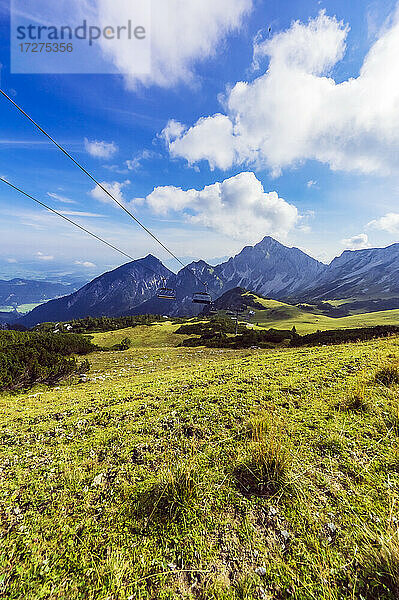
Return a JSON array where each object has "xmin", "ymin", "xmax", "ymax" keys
[
  {"xmin": 75, "ymin": 260, "xmax": 96, "ymax": 268},
  {"xmin": 126, "ymin": 149, "xmax": 158, "ymax": 171},
  {"xmin": 36, "ymin": 251, "xmax": 54, "ymax": 261},
  {"xmin": 342, "ymin": 233, "xmax": 371, "ymax": 250},
  {"xmin": 163, "ymin": 8, "xmax": 399, "ymax": 176},
  {"xmin": 368, "ymin": 213, "xmax": 399, "ymax": 234},
  {"xmin": 96, "ymin": 0, "xmax": 252, "ymax": 88},
  {"xmin": 61, "ymin": 210, "xmax": 105, "ymax": 218},
  {"xmin": 133, "ymin": 171, "xmax": 299, "ymax": 241},
  {"xmin": 89, "ymin": 180, "xmax": 131, "ymax": 205},
  {"xmin": 6, "ymin": 258, "xmax": 17, "ymax": 264},
  {"xmin": 84, "ymin": 138, "xmax": 118, "ymax": 160},
  {"xmin": 47, "ymin": 192, "xmax": 77, "ymax": 204},
  {"xmin": 160, "ymin": 120, "xmax": 187, "ymax": 144}
]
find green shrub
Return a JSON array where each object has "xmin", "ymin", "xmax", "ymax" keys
[
  {"xmin": 78, "ymin": 359, "xmax": 91, "ymax": 374},
  {"xmin": 0, "ymin": 331, "xmax": 96, "ymax": 355},
  {"xmin": 0, "ymin": 345, "xmax": 77, "ymax": 390},
  {"xmin": 33, "ymin": 314, "xmax": 167, "ymax": 334},
  {"xmin": 291, "ymin": 325, "xmax": 399, "ymax": 348},
  {"xmin": 0, "ymin": 331, "xmax": 96, "ymax": 390}
]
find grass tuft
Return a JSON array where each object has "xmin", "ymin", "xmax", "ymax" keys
[
  {"xmin": 337, "ymin": 382, "xmax": 370, "ymax": 412},
  {"xmin": 375, "ymin": 364, "xmax": 399, "ymax": 386},
  {"xmin": 234, "ymin": 417, "xmax": 292, "ymax": 497},
  {"xmin": 142, "ymin": 462, "xmax": 199, "ymax": 523},
  {"xmin": 360, "ymin": 529, "xmax": 399, "ymax": 599}
]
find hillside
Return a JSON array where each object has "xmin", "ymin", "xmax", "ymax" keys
[
  {"xmin": 1, "ymin": 323, "xmax": 399, "ymax": 599},
  {"xmin": 249, "ymin": 296, "xmax": 399, "ymax": 333},
  {"xmin": 208, "ymin": 288, "xmax": 399, "ymax": 334}
]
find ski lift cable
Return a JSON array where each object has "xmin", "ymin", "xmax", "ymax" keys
[
  {"xmin": 0, "ymin": 176, "xmax": 172, "ymax": 283},
  {"xmin": 0, "ymin": 88, "xmax": 207, "ymax": 289}
]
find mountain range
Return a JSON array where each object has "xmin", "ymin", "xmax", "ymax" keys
[
  {"xmin": 0, "ymin": 278, "xmax": 75, "ymax": 307},
  {"xmin": 18, "ymin": 236, "xmax": 399, "ymax": 327}
]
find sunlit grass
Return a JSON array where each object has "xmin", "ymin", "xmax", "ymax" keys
[{"xmin": 1, "ymin": 324, "xmax": 399, "ymax": 598}]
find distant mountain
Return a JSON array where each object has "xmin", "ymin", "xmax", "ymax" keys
[
  {"xmin": 302, "ymin": 243, "xmax": 399, "ymax": 301},
  {"xmin": 0, "ymin": 311, "xmax": 19, "ymax": 325},
  {"xmin": 131, "ymin": 238, "xmax": 326, "ymax": 317},
  {"xmin": 0, "ymin": 278, "xmax": 75, "ymax": 306},
  {"xmin": 129, "ymin": 260, "xmax": 224, "ymax": 317},
  {"xmin": 18, "ymin": 238, "xmax": 399, "ymax": 327},
  {"xmin": 214, "ymin": 237, "xmax": 326, "ymax": 297},
  {"xmin": 21, "ymin": 256, "xmax": 172, "ymax": 327}
]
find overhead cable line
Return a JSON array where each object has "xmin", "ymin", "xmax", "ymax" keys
[
  {"xmin": 0, "ymin": 176, "xmax": 170, "ymax": 282},
  {"xmin": 0, "ymin": 88, "xmax": 207, "ymax": 289}
]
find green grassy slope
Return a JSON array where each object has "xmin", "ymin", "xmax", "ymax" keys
[
  {"xmin": 1, "ymin": 327, "xmax": 399, "ymax": 599},
  {"xmin": 89, "ymin": 321, "xmax": 186, "ymax": 348},
  {"xmin": 241, "ymin": 292, "xmax": 399, "ymax": 333}
]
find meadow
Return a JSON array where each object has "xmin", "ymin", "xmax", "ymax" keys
[
  {"xmin": 0, "ymin": 320, "xmax": 399, "ymax": 599},
  {"xmin": 239, "ymin": 293, "xmax": 399, "ymax": 334}
]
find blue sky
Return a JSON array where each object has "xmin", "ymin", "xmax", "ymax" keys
[{"xmin": 0, "ymin": 0, "xmax": 399, "ymax": 281}]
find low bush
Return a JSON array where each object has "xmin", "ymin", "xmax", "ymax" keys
[
  {"xmin": 291, "ymin": 325, "xmax": 399, "ymax": 347},
  {"xmin": 181, "ymin": 326, "xmax": 292, "ymax": 348},
  {"xmin": 181, "ymin": 324, "xmax": 399, "ymax": 350},
  {"xmin": 0, "ymin": 330, "xmax": 96, "ymax": 390},
  {"xmin": 0, "ymin": 345, "xmax": 77, "ymax": 390},
  {"xmin": 0, "ymin": 330, "xmax": 96, "ymax": 354},
  {"xmin": 176, "ymin": 316, "xmax": 247, "ymax": 336},
  {"xmin": 109, "ymin": 337, "xmax": 132, "ymax": 351}
]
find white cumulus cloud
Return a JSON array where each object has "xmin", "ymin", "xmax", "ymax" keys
[
  {"xmin": 368, "ymin": 213, "xmax": 399, "ymax": 234},
  {"xmin": 89, "ymin": 180, "xmax": 131, "ymax": 205},
  {"xmin": 84, "ymin": 138, "xmax": 118, "ymax": 160},
  {"xmin": 97, "ymin": 0, "xmax": 253, "ymax": 88},
  {"xmin": 341, "ymin": 233, "xmax": 371, "ymax": 250},
  {"xmin": 163, "ymin": 8, "xmax": 399, "ymax": 176},
  {"xmin": 133, "ymin": 171, "xmax": 299, "ymax": 241}
]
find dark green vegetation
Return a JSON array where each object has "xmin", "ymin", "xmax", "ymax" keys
[
  {"xmin": 179, "ymin": 319, "xmax": 399, "ymax": 349},
  {"xmin": 34, "ymin": 314, "xmax": 170, "ymax": 334},
  {"xmin": 292, "ymin": 325, "xmax": 399, "ymax": 346},
  {"xmin": 1, "ymin": 323, "xmax": 399, "ymax": 599},
  {"xmin": 176, "ymin": 316, "xmax": 248, "ymax": 336},
  {"xmin": 0, "ymin": 331, "xmax": 96, "ymax": 390}
]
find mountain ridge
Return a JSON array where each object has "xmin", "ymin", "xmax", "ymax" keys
[{"xmin": 18, "ymin": 237, "xmax": 399, "ymax": 327}]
